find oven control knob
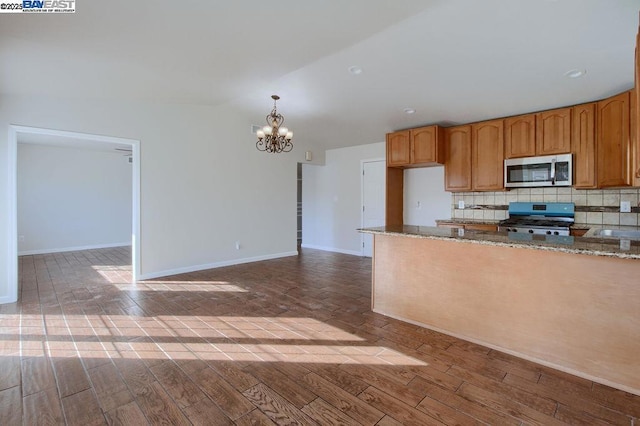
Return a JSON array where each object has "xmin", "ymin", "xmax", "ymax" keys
[
  {"xmin": 546, "ymin": 231, "xmax": 552, "ymax": 235},
  {"xmin": 528, "ymin": 230, "xmax": 534, "ymax": 234},
  {"xmin": 554, "ymin": 231, "xmax": 559, "ymax": 236}
]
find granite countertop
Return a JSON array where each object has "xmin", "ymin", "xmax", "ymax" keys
[
  {"xmin": 436, "ymin": 218, "xmax": 592, "ymax": 231},
  {"xmin": 435, "ymin": 219, "xmax": 500, "ymax": 225},
  {"xmin": 359, "ymin": 225, "xmax": 640, "ymax": 260}
]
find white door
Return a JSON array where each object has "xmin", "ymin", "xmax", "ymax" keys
[{"xmin": 362, "ymin": 160, "xmax": 386, "ymax": 257}]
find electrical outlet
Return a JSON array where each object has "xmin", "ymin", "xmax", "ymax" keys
[
  {"xmin": 620, "ymin": 201, "xmax": 631, "ymax": 213},
  {"xmin": 458, "ymin": 200, "xmax": 465, "ymax": 210},
  {"xmin": 620, "ymin": 239, "xmax": 631, "ymax": 251}
]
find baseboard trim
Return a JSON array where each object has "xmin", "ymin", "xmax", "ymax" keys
[
  {"xmin": 0, "ymin": 295, "xmax": 18, "ymax": 304},
  {"xmin": 18, "ymin": 242, "xmax": 131, "ymax": 256},
  {"xmin": 138, "ymin": 251, "xmax": 299, "ymax": 281},
  {"xmin": 301, "ymin": 244, "xmax": 362, "ymax": 256}
]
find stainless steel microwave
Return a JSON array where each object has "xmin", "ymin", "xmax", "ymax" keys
[{"xmin": 504, "ymin": 154, "xmax": 572, "ymax": 188}]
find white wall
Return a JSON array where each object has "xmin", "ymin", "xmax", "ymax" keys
[
  {"xmin": 303, "ymin": 143, "xmax": 453, "ymax": 255},
  {"xmin": 17, "ymin": 143, "xmax": 132, "ymax": 254},
  {"xmin": 1, "ymin": 95, "xmax": 308, "ymax": 302},
  {"xmin": 302, "ymin": 142, "xmax": 385, "ymax": 255},
  {"xmin": 403, "ymin": 166, "xmax": 452, "ymax": 226}
]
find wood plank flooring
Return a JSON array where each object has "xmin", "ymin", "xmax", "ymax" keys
[{"xmin": 1, "ymin": 246, "xmax": 639, "ymax": 425}]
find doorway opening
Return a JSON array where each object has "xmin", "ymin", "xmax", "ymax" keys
[{"xmin": 5, "ymin": 125, "xmax": 141, "ymax": 304}]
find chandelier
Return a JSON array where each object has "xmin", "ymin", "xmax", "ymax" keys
[{"xmin": 256, "ymin": 95, "xmax": 293, "ymax": 153}]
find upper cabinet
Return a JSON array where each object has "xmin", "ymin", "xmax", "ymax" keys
[
  {"xmin": 571, "ymin": 103, "xmax": 597, "ymax": 189},
  {"xmin": 386, "ymin": 130, "xmax": 411, "ymax": 167},
  {"xmin": 504, "ymin": 114, "xmax": 536, "ymax": 158},
  {"xmin": 444, "ymin": 125, "xmax": 472, "ymax": 192},
  {"xmin": 444, "ymin": 120, "xmax": 504, "ymax": 192},
  {"xmin": 505, "ymin": 109, "xmax": 572, "ymax": 159},
  {"xmin": 536, "ymin": 107, "xmax": 572, "ymax": 155},
  {"xmin": 597, "ymin": 91, "xmax": 631, "ymax": 188},
  {"xmin": 472, "ymin": 119, "xmax": 504, "ymax": 191},
  {"xmin": 386, "ymin": 126, "xmax": 444, "ymax": 168},
  {"xmin": 411, "ymin": 125, "xmax": 444, "ymax": 165}
]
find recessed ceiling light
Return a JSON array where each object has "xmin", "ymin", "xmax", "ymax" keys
[
  {"xmin": 404, "ymin": 108, "xmax": 416, "ymax": 114},
  {"xmin": 564, "ymin": 69, "xmax": 586, "ymax": 79},
  {"xmin": 348, "ymin": 66, "xmax": 363, "ymax": 75}
]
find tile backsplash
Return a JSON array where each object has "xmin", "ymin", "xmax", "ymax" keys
[{"xmin": 451, "ymin": 188, "xmax": 640, "ymax": 226}]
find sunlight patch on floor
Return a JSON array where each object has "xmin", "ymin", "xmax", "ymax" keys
[
  {"xmin": 0, "ymin": 313, "xmax": 427, "ymax": 367},
  {"xmin": 113, "ymin": 281, "xmax": 248, "ymax": 293}
]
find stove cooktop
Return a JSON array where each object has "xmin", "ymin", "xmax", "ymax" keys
[
  {"xmin": 498, "ymin": 217, "xmax": 573, "ymax": 228},
  {"xmin": 498, "ymin": 202, "xmax": 575, "ymax": 236}
]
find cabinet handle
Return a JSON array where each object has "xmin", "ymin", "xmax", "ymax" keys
[{"xmin": 637, "ymin": 168, "xmax": 640, "ymax": 178}]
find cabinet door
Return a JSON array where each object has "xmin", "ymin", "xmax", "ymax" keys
[
  {"xmin": 472, "ymin": 119, "xmax": 504, "ymax": 191},
  {"xmin": 444, "ymin": 125, "xmax": 472, "ymax": 192},
  {"xmin": 571, "ymin": 103, "xmax": 597, "ymax": 189},
  {"xmin": 411, "ymin": 125, "xmax": 443, "ymax": 165},
  {"xmin": 536, "ymin": 108, "xmax": 571, "ymax": 155},
  {"xmin": 597, "ymin": 92, "xmax": 630, "ymax": 188},
  {"xmin": 505, "ymin": 114, "xmax": 536, "ymax": 158},
  {"xmin": 386, "ymin": 130, "xmax": 410, "ymax": 166}
]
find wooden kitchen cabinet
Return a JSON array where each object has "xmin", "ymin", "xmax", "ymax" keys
[
  {"xmin": 504, "ymin": 114, "xmax": 536, "ymax": 158},
  {"xmin": 386, "ymin": 130, "xmax": 410, "ymax": 166},
  {"xmin": 411, "ymin": 125, "xmax": 444, "ymax": 165},
  {"xmin": 444, "ymin": 120, "xmax": 503, "ymax": 192},
  {"xmin": 597, "ymin": 91, "xmax": 631, "ymax": 188},
  {"xmin": 631, "ymin": 88, "xmax": 639, "ymax": 187},
  {"xmin": 571, "ymin": 103, "xmax": 597, "ymax": 189},
  {"xmin": 444, "ymin": 125, "xmax": 472, "ymax": 192},
  {"xmin": 536, "ymin": 107, "xmax": 572, "ymax": 155},
  {"xmin": 472, "ymin": 119, "xmax": 504, "ymax": 191},
  {"xmin": 386, "ymin": 126, "xmax": 444, "ymax": 168}
]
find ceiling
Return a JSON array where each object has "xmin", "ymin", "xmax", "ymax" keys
[{"xmin": 2, "ymin": 0, "xmax": 640, "ymax": 152}]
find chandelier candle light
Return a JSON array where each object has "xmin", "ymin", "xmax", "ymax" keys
[{"xmin": 256, "ymin": 95, "xmax": 293, "ymax": 153}]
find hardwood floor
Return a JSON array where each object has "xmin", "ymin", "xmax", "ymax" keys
[{"xmin": 1, "ymin": 246, "xmax": 639, "ymax": 425}]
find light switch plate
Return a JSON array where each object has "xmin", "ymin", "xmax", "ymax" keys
[
  {"xmin": 620, "ymin": 201, "xmax": 631, "ymax": 213},
  {"xmin": 458, "ymin": 200, "xmax": 465, "ymax": 209}
]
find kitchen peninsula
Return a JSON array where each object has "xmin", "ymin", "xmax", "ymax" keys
[{"xmin": 360, "ymin": 226, "xmax": 640, "ymax": 396}]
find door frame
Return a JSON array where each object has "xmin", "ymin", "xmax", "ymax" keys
[
  {"xmin": 5, "ymin": 125, "xmax": 141, "ymax": 304},
  {"xmin": 360, "ymin": 158, "xmax": 385, "ymax": 256}
]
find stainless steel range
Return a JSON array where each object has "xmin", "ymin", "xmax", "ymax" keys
[{"xmin": 498, "ymin": 202, "xmax": 574, "ymax": 236}]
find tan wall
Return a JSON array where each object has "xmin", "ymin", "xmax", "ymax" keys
[{"xmin": 373, "ymin": 233, "xmax": 640, "ymax": 395}]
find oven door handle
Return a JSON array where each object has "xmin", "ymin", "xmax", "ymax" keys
[{"xmin": 550, "ymin": 158, "xmax": 556, "ymax": 185}]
